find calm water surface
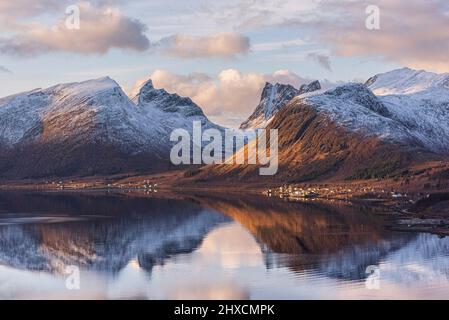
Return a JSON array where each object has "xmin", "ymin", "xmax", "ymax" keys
[{"xmin": 0, "ymin": 191, "xmax": 448, "ymax": 299}]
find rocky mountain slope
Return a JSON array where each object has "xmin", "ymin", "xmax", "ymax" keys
[
  {"xmin": 366, "ymin": 68, "xmax": 449, "ymax": 154},
  {"xmin": 239, "ymin": 80, "xmax": 321, "ymax": 130},
  {"xmin": 0, "ymin": 77, "xmax": 219, "ymax": 179},
  {"xmin": 196, "ymin": 68, "xmax": 449, "ymax": 183}
]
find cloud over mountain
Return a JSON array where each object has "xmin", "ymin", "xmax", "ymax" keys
[{"xmin": 132, "ymin": 69, "xmax": 314, "ymax": 127}]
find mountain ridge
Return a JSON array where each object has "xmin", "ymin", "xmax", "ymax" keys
[
  {"xmin": 0, "ymin": 67, "xmax": 448, "ymax": 182},
  {"xmin": 195, "ymin": 68, "xmax": 449, "ymax": 183},
  {"xmin": 0, "ymin": 76, "xmax": 219, "ymax": 178},
  {"xmin": 239, "ymin": 80, "xmax": 321, "ymax": 130}
]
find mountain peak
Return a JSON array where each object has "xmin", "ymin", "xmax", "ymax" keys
[
  {"xmin": 46, "ymin": 76, "xmax": 123, "ymax": 100},
  {"xmin": 133, "ymin": 78, "xmax": 165, "ymax": 105},
  {"xmin": 260, "ymin": 82, "xmax": 295, "ymax": 100},
  {"xmin": 299, "ymin": 80, "xmax": 321, "ymax": 95},
  {"xmin": 321, "ymin": 83, "xmax": 390, "ymax": 117},
  {"xmin": 366, "ymin": 67, "xmax": 449, "ymax": 96},
  {"xmin": 79, "ymin": 76, "xmax": 119, "ymax": 88},
  {"xmin": 133, "ymin": 77, "xmax": 207, "ymax": 118},
  {"xmin": 240, "ymin": 79, "xmax": 323, "ymax": 130},
  {"xmin": 240, "ymin": 82, "xmax": 300, "ymax": 129},
  {"xmin": 140, "ymin": 78, "xmax": 154, "ymax": 90},
  {"xmin": 0, "ymin": 74, "xmax": 220, "ymax": 178}
]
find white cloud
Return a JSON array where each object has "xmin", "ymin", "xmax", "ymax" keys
[
  {"xmin": 154, "ymin": 32, "xmax": 250, "ymax": 59},
  {"xmin": 0, "ymin": 2, "xmax": 150, "ymax": 56}
]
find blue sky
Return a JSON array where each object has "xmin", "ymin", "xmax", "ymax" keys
[{"xmin": 0, "ymin": 0, "xmax": 447, "ymax": 126}]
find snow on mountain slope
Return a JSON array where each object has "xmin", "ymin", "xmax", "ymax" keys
[
  {"xmin": 0, "ymin": 76, "xmax": 222, "ymax": 177},
  {"xmin": 194, "ymin": 68, "xmax": 449, "ymax": 183},
  {"xmin": 366, "ymin": 67, "xmax": 449, "ymax": 96},
  {"xmin": 366, "ymin": 68, "xmax": 449, "ymax": 153},
  {"xmin": 252, "ymin": 68, "xmax": 448, "ymax": 155},
  {"xmin": 0, "ymin": 77, "xmax": 145, "ymax": 149},
  {"xmin": 0, "ymin": 77, "xmax": 220, "ymax": 150},
  {"xmin": 132, "ymin": 79, "xmax": 222, "ymax": 137},
  {"xmin": 0, "ymin": 88, "xmax": 50, "ymax": 145},
  {"xmin": 240, "ymin": 80, "xmax": 321, "ymax": 129},
  {"xmin": 301, "ymin": 83, "xmax": 411, "ymax": 141},
  {"xmin": 297, "ymin": 77, "xmax": 449, "ymax": 154},
  {"xmin": 237, "ymin": 68, "xmax": 449, "ymax": 154}
]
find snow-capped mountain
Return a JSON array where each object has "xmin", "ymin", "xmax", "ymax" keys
[
  {"xmin": 300, "ymin": 83, "xmax": 415, "ymax": 144},
  {"xmin": 1, "ymin": 67, "xmax": 448, "ymax": 181},
  {"xmin": 240, "ymin": 80, "xmax": 321, "ymax": 130},
  {"xmin": 293, "ymin": 68, "xmax": 449, "ymax": 152},
  {"xmin": 298, "ymin": 80, "xmax": 321, "ymax": 95},
  {"xmin": 284, "ymin": 68, "xmax": 449, "ymax": 154},
  {"xmin": 238, "ymin": 68, "xmax": 449, "ymax": 153},
  {"xmin": 366, "ymin": 67, "xmax": 449, "ymax": 96},
  {"xmin": 366, "ymin": 68, "xmax": 449, "ymax": 153},
  {"xmin": 132, "ymin": 78, "xmax": 221, "ymax": 138},
  {"xmin": 0, "ymin": 77, "xmax": 220, "ymax": 178},
  {"xmin": 199, "ymin": 68, "xmax": 449, "ymax": 182}
]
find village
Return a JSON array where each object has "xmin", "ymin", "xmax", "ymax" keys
[
  {"xmin": 266, "ymin": 184, "xmax": 412, "ymax": 202},
  {"xmin": 7, "ymin": 179, "xmax": 162, "ymax": 193}
]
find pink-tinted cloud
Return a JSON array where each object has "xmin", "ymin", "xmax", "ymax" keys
[
  {"xmin": 155, "ymin": 32, "xmax": 250, "ymax": 59},
  {"xmin": 278, "ymin": 0, "xmax": 449, "ymax": 72},
  {"xmin": 203, "ymin": 0, "xmax": 449, "ymax": 72},
  {"xmin": 0, "ymin": 2, "xmax": 150, "ymax": 56}
]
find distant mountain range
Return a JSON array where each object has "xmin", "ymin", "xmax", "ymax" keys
[{"xmin": 0, "ymin": 67, "xmax": 448, "ymax": 182}]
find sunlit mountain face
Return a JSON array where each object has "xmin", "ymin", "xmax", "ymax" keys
[{"xmin": 0, "ymin": 191, "xmax": 448, "ymax": 299}]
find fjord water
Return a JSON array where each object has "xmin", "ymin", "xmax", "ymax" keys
[{"xmin": 0, "ymin": 192, "xmax": 448, "ymax": 299}]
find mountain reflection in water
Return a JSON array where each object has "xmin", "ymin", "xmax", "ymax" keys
[{"xmin": 0, "ymin": 191, "xmax": 448, "ymax": 299}]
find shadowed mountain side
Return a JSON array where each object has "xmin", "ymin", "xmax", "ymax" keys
[
  {"xmin": 0, "ymin": 141, "xmax": 175, "ymax": 178},
  {"xmin": 193, "ymin": 101, "xmax": 436, "ymax": 183},
  {"xmin": 0, "ymin": 77, "xmax": 221, "ymax": 179}
]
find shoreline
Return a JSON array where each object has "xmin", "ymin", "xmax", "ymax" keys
[{"xmin": 0, "ymin": 178, "xmax": 448, "ymax": 237}]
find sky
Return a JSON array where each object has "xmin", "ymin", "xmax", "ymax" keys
[{"xmin": 0, "ymin": 0, "xmax": 448, "ymax": 127}]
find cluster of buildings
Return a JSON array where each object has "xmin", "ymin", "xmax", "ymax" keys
[
  {"xmin": 266, "ymin": 184, "xmax": 409, "ymax": 201},
  {"xmin": 267, "ymin": 185, "xmax": 320, "ymax": 198},
  {"xmin": 40, "ymin": 179, "xmax": 159, "ymax": 192}
]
